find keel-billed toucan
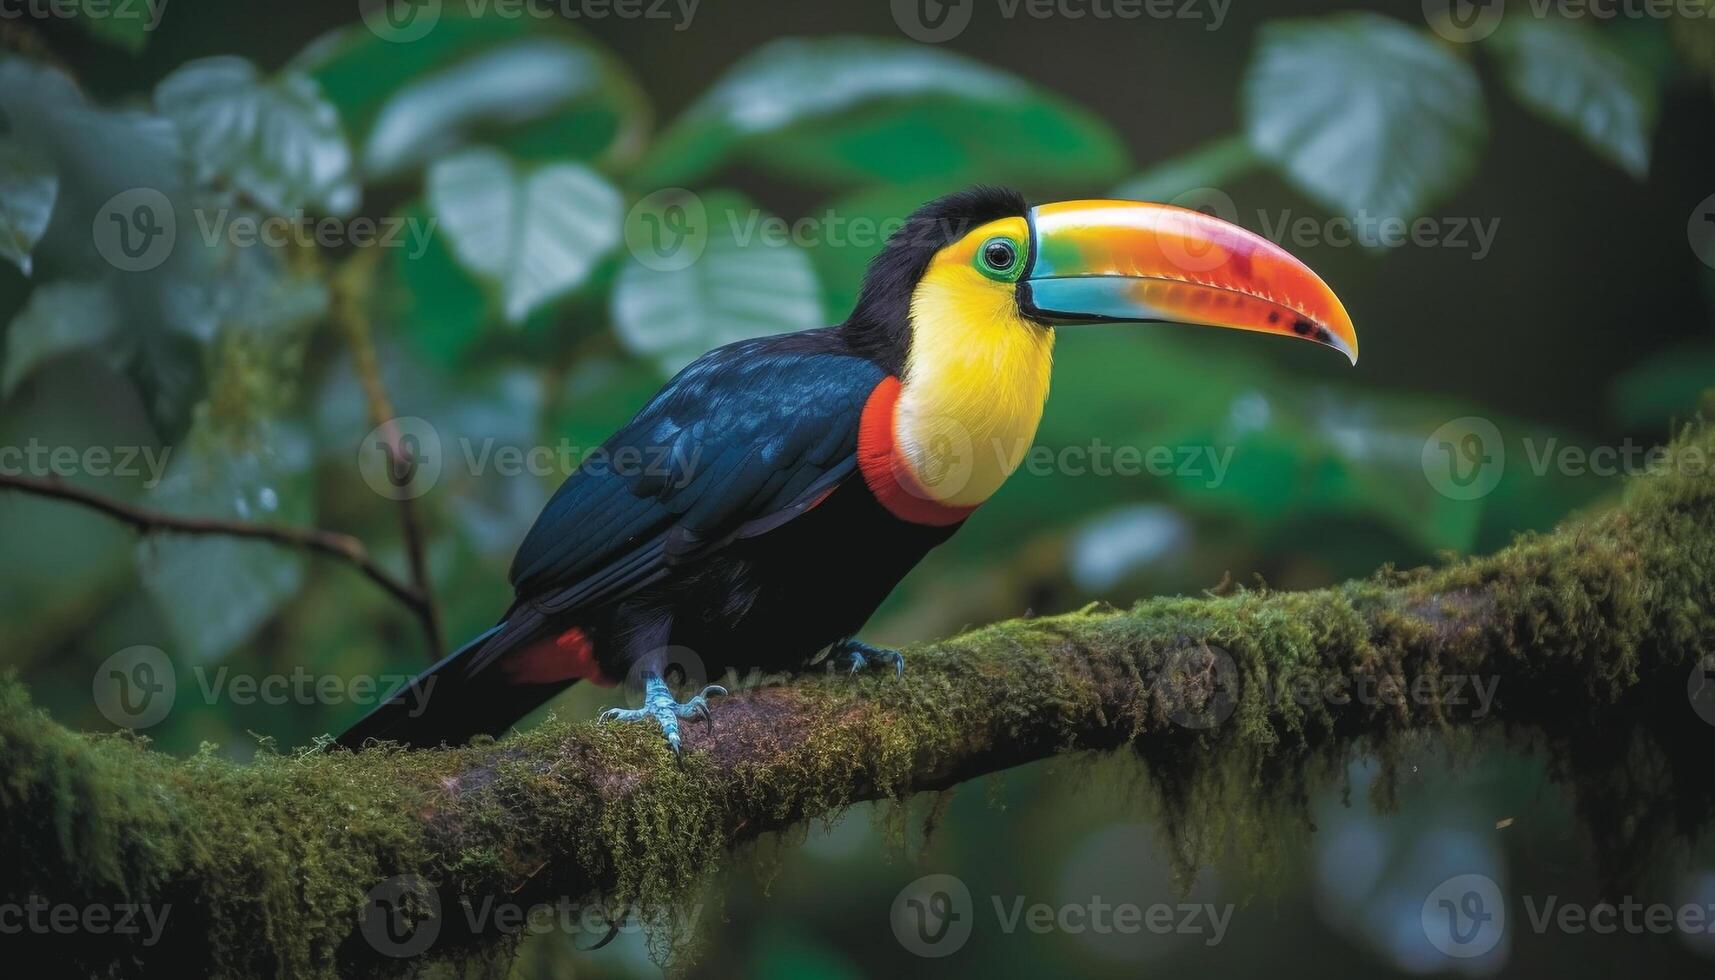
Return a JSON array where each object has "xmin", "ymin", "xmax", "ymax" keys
[{"xmin": 339, "ymin": 187, "xmax": 1356, "ymax": 753}]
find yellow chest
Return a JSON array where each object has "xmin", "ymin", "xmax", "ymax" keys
[{"xmin": 891, "ymin": 270, "xmax": 1054, "ymax": 509}]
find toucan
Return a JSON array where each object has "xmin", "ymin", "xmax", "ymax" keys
[{"xmin": 338, "ymin": 187, "xmax": 1357, "ymax": 753}]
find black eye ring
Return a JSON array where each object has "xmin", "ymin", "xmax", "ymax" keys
[{"xmin": 981, "ymin": 238, "xmax": 1017, "ymax": 273}]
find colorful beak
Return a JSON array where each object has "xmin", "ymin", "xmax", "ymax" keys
[{"xmin": 1019, "ymin": 200, "xmax": 1358, "ymax": 364}]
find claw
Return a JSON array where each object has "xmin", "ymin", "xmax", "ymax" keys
[
  {"xmin": 597, "ymin": 673, "xmax": 725, "ymax": 756},
  {"xmin": 834, "ymin": 639, "xmax": 906, "ymax": 678}
]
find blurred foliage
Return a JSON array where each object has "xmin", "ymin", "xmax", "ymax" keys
[
  {"xmin": 0, "ymin": 0, "xmax": 1689, "ymax": 749},
  {"xmin": 0, "ymin": 2, "xmax": 1711, "ymax": 976}
]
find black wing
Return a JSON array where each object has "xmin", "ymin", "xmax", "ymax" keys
[{"xmin": 507, "ymin": 332, "xmax": 885, "ymax": 615}]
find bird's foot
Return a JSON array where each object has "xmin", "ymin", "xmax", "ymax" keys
[
  {"xmin": 833, "ymin": 637, "xmax": 905, "ymax": 677},
  {"xmin": 598, "ymin": 673, "xmax": 726, "ymax": 758}
]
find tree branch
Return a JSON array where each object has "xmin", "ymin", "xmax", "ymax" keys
[
  {"xmin": 328, "ymin": 248, "xmax": 444, "ymax": 657},
  {"xmin": 2, "ymin": 416, "xmax": 1713, "ymax": 978},
  {"xmin": 0, "ymin": 471, "xmax": 432, "ymax": 622}
]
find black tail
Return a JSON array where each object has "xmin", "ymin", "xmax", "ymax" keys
[{"xmin": 336, "ymin": 609, "xmax": 577, "ymax": 749}]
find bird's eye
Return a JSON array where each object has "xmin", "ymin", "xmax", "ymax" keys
[{"xmin": 978, "ymin": 237, "xmax": 1020, "ymax": 279}]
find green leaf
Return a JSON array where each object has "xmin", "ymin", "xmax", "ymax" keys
[
  {"xmin": 72, "ymin": 0, "xmax": 158, "ymax": 53},
  {"xmin": 1175, "ymin": 387, "xmax": 1483, "ymax": 556},
  {"xmin": 1607, "ymin": 343, "xmax": 1715, "ymax": 429},
  {"xmin": 611, "ymin": 190, "xmax": 824, "ymax": 375},
  {"xmin": 136, "ymin": 420, "xmax": 313, "ymax": 662},
  {"xmin": 0, "ymin": 135, "xmax": 57, "ymax": 276},
  {"xmin": 1111, "ymin": 135, "xmax": 1261, "ymax": 202},
  {"xmin": 162, "ymin": 214, "xmax": 331, "ymax": 342},
  {"xmin": 1024, "ymin": 333, "xmax": 1530, "ymax": 556},
  {"xmin": 426, "ymin": 147, "xmax": 623, "ymax": 325},
  {"xmin": 293, "ymin": 14, "xmax": 649, "ymax": 180},
  {"xmin": 0, "ymin": 56, "xmax": 214, "ymax": 439},
  {"xmin": 1242, "ymin": 14, "xmax": 1486, "ymax": 228},
  {"xmin": 1487, "ymin": 18, "xmax": 1657, "ymax": 179},
  {"xmin": 389, "ymin": 200, "xmax": 491, "ymax": 366},
  {"xmin": 549, "ymin": 355, "xmax": 666, "ymax": 449},
  {"xmin": 3, "ymin": 280, "xmax": 121, "ymax": 397},
  {"xmin": 637, "ymin": 37, "xmax": 1127, "ymax": 190},
  {"xmin": 154, "ymin": 56, "xmax": 357, "ymax": 215}
]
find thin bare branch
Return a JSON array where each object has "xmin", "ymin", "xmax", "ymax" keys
[
  {"xmin": 0, "ymin": 471, "xmax": 430, "ymax": 619},
  {"xmin": 328, "ymin": 248, "xmax": 444, "ymax": 657}
]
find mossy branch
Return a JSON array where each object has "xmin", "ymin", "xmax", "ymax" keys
[{"xmin": 3, "ymin": 415, "xmax": 1714, "ymax": 978}]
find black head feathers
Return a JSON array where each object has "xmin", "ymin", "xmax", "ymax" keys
[{"xmin": 841, "ymin": 186, "xmax": 1029, "ymax": 371}]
